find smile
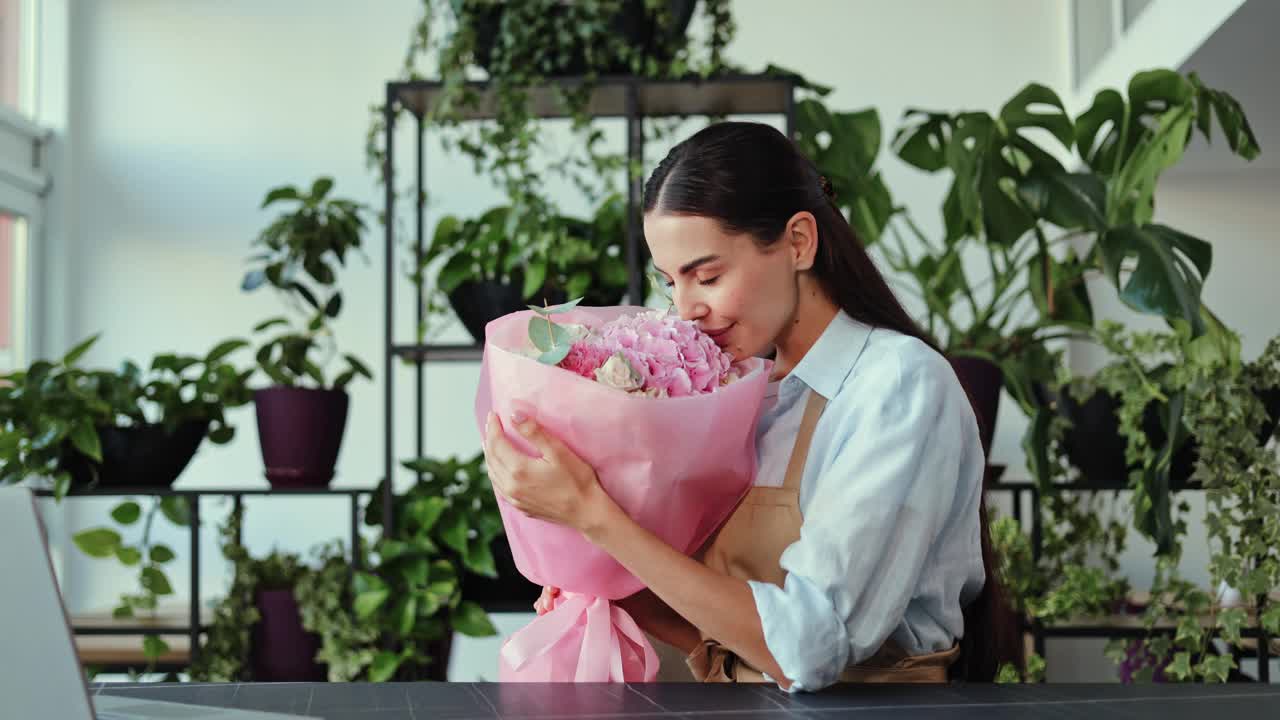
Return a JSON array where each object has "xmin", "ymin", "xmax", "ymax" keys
[{"xmin": 703, "ymin": 323, "xmax": 735, "ymax": 342}]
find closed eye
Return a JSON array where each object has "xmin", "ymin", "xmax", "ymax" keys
[{"xmin": 698, "ymin": 276, "xmax": 720, "ymax": 286}]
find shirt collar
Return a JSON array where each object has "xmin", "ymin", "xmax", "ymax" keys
[{"xmin": 784, "ymin": 310, "xmax": 874, "ymax": 400}]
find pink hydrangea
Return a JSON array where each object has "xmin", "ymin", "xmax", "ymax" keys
[{"xmin": 559, "ymin": 310, "xmax": 737, "ymax": 397}]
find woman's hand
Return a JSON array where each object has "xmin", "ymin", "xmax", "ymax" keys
[
  {"xmin": 534, "ymin": 586, "xmax": 560, "ymax": 615},
  {"xmin": 483, "ymin": 411, "xmax": 616, "ymax": 537}
]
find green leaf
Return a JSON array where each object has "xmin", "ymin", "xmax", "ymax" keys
[
  {"xmin": 522, "ymin": 259, "xmax": 548, "ymax": 300},
  {"xmin": 114, "ymin": 546, "xmax": 142, "ymax": 566},
  {"xmin": 354, "ymin": 589, "xmax": 390, "ymax": 619},
  {"xmin": 464, "ymin": 540, "xmax": 497, "ymax": 578},
  {"xmin": 439, "ymin": 513, "xmax": 469, "ymax": 555},
  {"xmin": 1075, "ymin": 89, "xmax": 1127, "ymax": 172},
  {"xmin": 1098, "ymin": 224, "xmax": 1211, "ymax": 334},
  {"xmin": 142, "ymin": 635, "xmax": 169, "ymax": 662},
  {"xmin": 1217, "ymin": 607, "xmax": 1247, "ymax": 644},
  {"xmin": 70, "ymin": 420, "xmax": 102, "ymax": 463},
  {"xmin": 527, "ymin": 297, "xmax": 583, "ymax": 315},
  {"xmin": 368, "ymin": 650, "xmax": 402, "ymax": 682},
  {"xmin": 342, "ymin": 354, "xmax": 373, "ymax": 379},
  {"xmin": 159, "ymin": 497, "xmax": 191, "ymax": 527},
  {"xmin": 324, "ymin": 292, "xmax": 343, "ymax": 318},
  {"xmin": 291, "ymin": 282, "xmax": 321, "ymax": 311},
  {"xmin": 110, "ymin": 501, "xmax": 142, "ymax": 525},
  {"xmin": 999, "ymin": 82, "xmax": 1074, "ymax": 150},
  {"xmin": 1027, "ymin": 250, "xmax": 1093, "ymax": 325},
  {"xmin": 1021, "ymin": 407, "xmax": 1055, "ymax": 493},
  {"xmin": 310, "ymin": 177, "xmax": 334, "ymax": 201},
  {"xmin": 893, "ymin": 110, "xmax": 952, "ymax": 172},
  {"xmin": 261, "ymin": 185, "xmax": 300, "ymax": 207},
  {"xmin": 436, "ymin": 253, "xmax": 473, "ymax": 294},
  {"xmin": 538, "ymin": 344, "xmax": 572, "ymax": 365},
  {"xmin": 394, "ymin": 595, "xmax": 418, "ymax": 636},
  {"xmin": 1016, "ymin": 172, "xmax": 1106, "ymax": 231},
  {"xmin": 53, "ymin": 472, "xmax": 71, "ymax": 501},
  {"xmin": 73, "ymin": 528, "xmax": 122, "ymax": 558},
  {"xmin": 252, "ymin": 317, "xmax": 290, "ymax": 333},
  {"xmin": 206, "ymin": 339, "xmax": 248, "ymax": 363},
  {"xmin": 150, "ymin": 544, "xmax": 175, "ymax": 563},
  {"xmin": 62, "ymin": 334, "xmax": 99, "ymax": 367},
  {"xmin": 1261, "ymin": 604, "xmax": 1280, "ymax": 636},
  {"xmin": 451, "ymin": 600, "xmax": 497, "ymax": 637},
  {"xmin": 140, "ymin": 567, "xmax": 174, "ymax": 595},
  {"xmin": 406, "ymin": 497, "xmax": 448, "ymax": 532}
]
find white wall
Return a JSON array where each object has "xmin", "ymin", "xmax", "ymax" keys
[{"xmin": 38, "ymin": 0, "xmax": 1097, "ymax": 682}]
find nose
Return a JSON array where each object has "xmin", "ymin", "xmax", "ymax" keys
[{"xmin": 674, "ymin": 288, "xmax": 708, "ymax": 323}]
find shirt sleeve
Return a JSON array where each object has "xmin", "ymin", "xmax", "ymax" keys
[{"xmin": 748, "ymin": 347, "xmax": 972, "ymax": 692}]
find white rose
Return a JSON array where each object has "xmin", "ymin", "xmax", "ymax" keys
[{"xmin": 594, "ymin": 352, "xmax": 643, "ymax": 392}]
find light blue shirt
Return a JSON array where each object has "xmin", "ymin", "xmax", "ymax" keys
[{"xmin": 748, "ymin": 310, "xmax": 986, "ymax": 692}]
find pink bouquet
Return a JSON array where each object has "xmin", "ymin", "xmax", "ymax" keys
[{"xmin": 474, "ymin": 304, "xmax": 770, "ymax": 682}]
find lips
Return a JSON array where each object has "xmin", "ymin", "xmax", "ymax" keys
[{"xmin": 703, "ymin": 323, "xmax": 735, "ymax": 345}]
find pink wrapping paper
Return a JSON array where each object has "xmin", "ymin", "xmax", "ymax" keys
[{"xmin": 473, "ymin": 305, "xmax": 770, "ymax": 682}]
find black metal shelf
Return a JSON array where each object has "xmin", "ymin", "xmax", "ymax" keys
[
  {"xmin": 987, "ymin": 477, "xmax": 1273, "ymax": 682},
  {"xmin": 381, "ymin": 73, "xmax": 799, "ymax": 634},
  {"xmin": 33, "ymin": 486, "xmax": 374, "ymax": 498},
  {"xmin": 391, "ymin": 343, "xmax": 483, "ymax": 363},
  {"xmin": 390, "ymin": 73, "xmax": 799, "ymax": 120}
]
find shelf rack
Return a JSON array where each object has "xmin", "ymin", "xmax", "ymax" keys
[
  {"xmin": 989, "ymin": 478, "xmax": 1274, "ymax": 682},
  {"xmin": 380, "ymin": 73, "xmax": 799, "ymax": 606},
  {"xmin": 35, "ymin": 485, "xmax": 369, "ymax": 673}
]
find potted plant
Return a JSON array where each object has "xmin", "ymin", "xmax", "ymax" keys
[
  {"xmin": 0, "ymin": 334, "xmax": 252, "ymax": 498},
  {"xmin": 793, "ymin": 68, "xmax": 1258, "ymax": 486},
  {"xmin": 241, "ymin": 177, "xmax": 373, "ymax": 487},
  {"xmin": 419, "ymin": 194, "xmax": 631, "ymax": 343},
  {"xmin": 368, "ymin": 0, "xmax": 736, "ymax": 315},
  {"xmin": 189, "ymin": 504, "xmax": 338, "ymax": 682}
]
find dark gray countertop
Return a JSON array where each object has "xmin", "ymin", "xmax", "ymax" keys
[{"xmin": 93, "ymin": 681, "xmax": 1280, "ymax": 719}]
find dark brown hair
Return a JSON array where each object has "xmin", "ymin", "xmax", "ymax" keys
[{"xmin": 643, "ymin": 121, "xmax": 1020, "ymax": 682}]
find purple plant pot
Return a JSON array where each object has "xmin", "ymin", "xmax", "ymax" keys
[
  {"xmin": 249, "ymin": 588, "xmax": 326, "ymax": 682},
  {"xmin": 1118, "ymin": 639, "xmax": 1169, "ymax": 684},
  {"xmin": 948, "ymin": 355, "xmax": 1003, "ymax": 458},
  {"xmin": 253, "ymin": 387, "xmax": 349, "ymax": 488}
]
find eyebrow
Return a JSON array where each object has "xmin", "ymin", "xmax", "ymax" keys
[{"xmin": 655, "ymin": 254, "xmax": 721, "ymax": 277}]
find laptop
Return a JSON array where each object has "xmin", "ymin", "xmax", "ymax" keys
[{"xmin": 0, "ymin": 486, "xmax": 317, "ymax": 719}]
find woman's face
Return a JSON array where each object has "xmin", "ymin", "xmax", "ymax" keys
[{"xmin": 645, "ymin": 212, "xmax": 807, "ymax": 360}]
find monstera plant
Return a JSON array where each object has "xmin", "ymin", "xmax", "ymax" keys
[{"xmin": 791, "ymin": 68, "xmax": 1258, "ymax": 499}]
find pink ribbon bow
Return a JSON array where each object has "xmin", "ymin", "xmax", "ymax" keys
[{"xmin": 498, "ymin": 592, "xmax": 660, "ymax": 682}]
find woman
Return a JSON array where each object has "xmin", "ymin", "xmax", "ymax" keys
[{"xmin": 482, "ymin": 121, "xmax": 1018, "ymax": 690}]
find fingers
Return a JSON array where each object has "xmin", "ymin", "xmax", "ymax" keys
[
  {"xmin": 534, "ymin": 586, "xmax": 561, "ymax": 615},
  {"xmin": 484, "ymin": 413, "xmax": 524, "ymax": 477}
]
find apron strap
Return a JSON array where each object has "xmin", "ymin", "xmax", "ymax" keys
[{"xmin": 781, "ymin": 390, "xmax": 827, "ymax": 492}]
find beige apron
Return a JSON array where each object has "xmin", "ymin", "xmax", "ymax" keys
[{"xmin": 685, "ymin": 390, "xmax": 959, "ymax": 684}]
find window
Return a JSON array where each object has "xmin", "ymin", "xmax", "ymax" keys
[
  {"xmin": 0, "ymin": 212, "xmax": 26, "ymax": 371},
  {"xmin": 0, "ymin": 0, "xmax": 41, "ymax": 370},
  {"xmin": 1, "ymin": 0, "xmax": 31, "ymax": 114}
]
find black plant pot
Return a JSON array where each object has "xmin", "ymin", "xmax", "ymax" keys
[
  {"xmin": 448, "ymin": 279, "xmax": 566, "ymax": 345},
  {"xmin": 461, "ymin": 536, "xmax": 541, "ymax": 613},
  {"xmin": 62, "ymin": 420, "xmax": 210, "ymax": 488},
  {"xmin": 470, "ymin": 0, "xmax": 697, "ymax": 77},
  {"xmin": 1034, "ymin": 385, "xmax": 1132, "ymax": 488},
  {"xmin": 254, "ymin": 387, "xmax": 349, "ymax": 488},
  {"xmin": 1036, "ymin": 384, "xmax": 1280, "ymax": 488},
  {"xmin": 249, "ymin": 588, "xmax": 327, "ymax": 682}
]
